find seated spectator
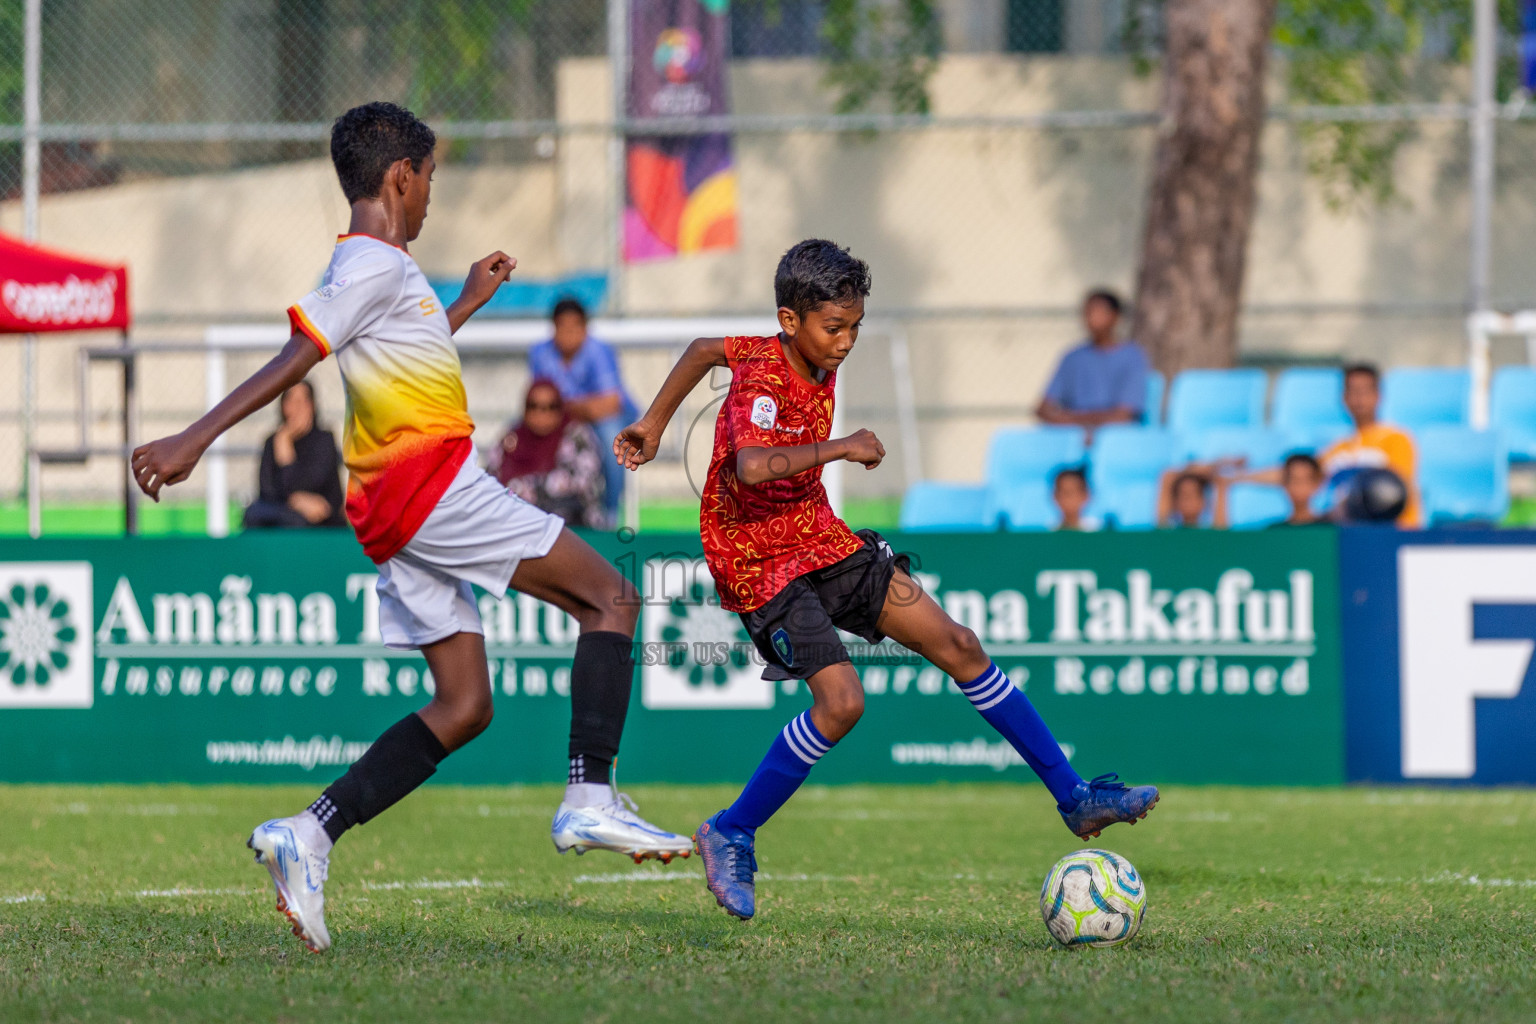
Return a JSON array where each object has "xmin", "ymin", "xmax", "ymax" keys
[
  {"xmin": 1036, "ymin": 289, "xmax": 1150, "ymax": 434},
  {"xmin": 1159, "ymin": 468, "xmax": 1215, "ymax": 529},
  {"xmin": 528, "ymin": 297, "xmax": 639, "ymax": 520},
  {"xmin": 1157, "ymin": 458, "xmax": 1245, "ymax": 528},
  {"xmin": 243, "ymin": 381, "xmax": 344, "ymax": 529},
  {"xmin": 1052, "ymin": 467, "xmax": 1100, "ymax": 531},
  {"xmin": 1228, "ymin": 452, "xmax": 1327, "ymax": 527},
  {"xmin": 1321, "ymin": 363, "xmax": 1419, "ymax": 527},
  {"xmin": 491, "ymin": 380, "xmax": 610, "ymax": 530}
]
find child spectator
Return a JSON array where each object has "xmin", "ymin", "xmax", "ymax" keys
[
  {"xmin": 1051, "ymin": 466, "xmax": 1100, "ymax": 531},
  {"xmin": 1157, "ymin": 458, "xmax": 1245, "ymax": 529},
  {"xmin": 1229, "ymin": 452, "xmax": 1327, "ymax": 527}
]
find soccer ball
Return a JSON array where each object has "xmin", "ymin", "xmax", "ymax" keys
[{"xmin": 1039, "ymin": 849, "xmax": 1146, "ymax": 947}]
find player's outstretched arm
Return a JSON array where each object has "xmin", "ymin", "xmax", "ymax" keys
[
  {"xmin": 614, "ymin": 337, "xmax": 727, "ymax": 470},
  {"xmin": 130, "ymin": 333, "xmax": 323, "ymax": 501},
  {"xmin": 446, "ymin": 251, "xmax": 517, "ymax": 333},
  {"xmin": 736, "ymin": 428, "xmax": 885, "ymax": 486}
]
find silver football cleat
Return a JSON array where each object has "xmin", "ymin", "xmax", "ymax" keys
[{"xmin": 551, "ymin": 784, "xmax": 693, "ymax": 864}]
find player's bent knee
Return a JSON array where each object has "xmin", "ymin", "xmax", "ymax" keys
[
  {"xmin": 436, "ymin": 694, "xmax": 494, "ymax": 745},
  {"xmin": 949, "ymin": 625, "xmax": 985, "ymax": 664},
  {"xmin": 820, "ymin": 690, "xmax": 865, "ymax": 735}
]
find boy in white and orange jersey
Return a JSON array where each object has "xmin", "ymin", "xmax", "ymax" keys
[{"xmin": 132, "ymin": 103, "xmax": 690, "ymax": 953}]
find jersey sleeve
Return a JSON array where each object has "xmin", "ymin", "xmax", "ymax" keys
[
  {"xmin": 286, "ymin": 254, "xmax": 404, "ymax": 358},
  {"xmin": 722, "ymin": 381, "xmax": 787, "ymax": 453},
  {"xmin": 717, "ymin": 337, "xmax": 782, "ymax": 452}
]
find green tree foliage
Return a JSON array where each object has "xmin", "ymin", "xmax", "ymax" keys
[
  {"xmin": 821, "ymin": 0, "xmax": 942, "ymax": 114},
  {"xmin": 368, "ymin": 0, "xmax": 540, "ymax": 121},
  {"xmin": 1, "ymin": 0, "xmax": 23, "ymax": 195},
  {"xmin": 1129, "ymin": 0, "xmax": 1523, "ymax": 208}
]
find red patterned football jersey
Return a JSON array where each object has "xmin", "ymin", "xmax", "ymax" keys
[{"xmin": 701, "ymin": 335, "xmax": 863, "ymax": 613}]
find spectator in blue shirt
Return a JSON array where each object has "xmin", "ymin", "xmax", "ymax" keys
[
  {"xmin": 1035, "ymin": 290, "xmax": 1150, "ymax": 433},
  {"xmin": 528, "ymin": 297, "xmax": 639, "ymax": 518}
]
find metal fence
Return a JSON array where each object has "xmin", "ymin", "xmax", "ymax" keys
[{"xmin": 2, "ymin": 0, "xmax": 1533, "ymax": 519}]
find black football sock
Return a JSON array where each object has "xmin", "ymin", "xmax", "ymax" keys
[
  {"xmin": 567, "ymin": 630, "xmax": 636, "ymax": 786},
  {"xmin": 308, "ymin": 712, "xmax": 448, "ymax": 844}
]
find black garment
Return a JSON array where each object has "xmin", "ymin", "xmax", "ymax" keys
[
  {"xmin": 740, "ymin": 528, "xmax": 911, "ymax": 682},
  {"xmin": 310, "ymin": 712, "xmax": 449, "ymax": 843},
  {"xmin": 566, "ymin": 630, "xmax": 637, "ymax": 786},
  {"xmin": 245, "ymin": 427, "xmax": 346, "ymax": 528}
]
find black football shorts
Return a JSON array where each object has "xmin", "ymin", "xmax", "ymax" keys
[{"xmin": 739, "ymin": 528, "xmax": 913, "ymax": 681}]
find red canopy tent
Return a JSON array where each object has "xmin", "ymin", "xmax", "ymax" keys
[
  {"xmin": 1, "ymin": 232, "xmax": 133, "ymax": 535},
  {"xmin": 0, "ymin": 232, "xmax": 129, "ymax": 333}
]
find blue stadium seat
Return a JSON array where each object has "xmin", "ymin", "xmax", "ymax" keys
[
  {"xmin": 1089, "ymin": 425, "xmax": 1177, "ymax": 529},
  {"xmin": 1179, "ymin": 427, "xmax": 1291, "ymax": 467},
  {"xmin": 1418, "ymin": 426, "xmax": 1508, "ymax": 524},
  {"xmin": 1380, "ymin": 368, "xmax": 1470, "ymax": 433},
  {"xmin": 1167, "ymin": 369, "xmax": 1268, "ymax": 434},
  {"xmin": 985, "ymin": 426, "xmax": 1086, "ymax": 488},
  {"xmin": 899, "ymin": 482, "xmax": 997, "ymax": 531},
  {"xmin": 1272, "ymin": 367, "xmax": 1352, "ymax": 451},
  {"xmin": 986, "ymin": 481, "xmax": 1057, "ymax": 530},
  {"xmin": 1144, "ymin": 371, "xmax": 1166, "ymax": 426},
  {"xmin": 1491, "ymin": 366, "xmax": 1536, "ymax": 461},
  {"xmin": 1226, "ymin": 483, "xmax": 1292, "ymax": 530}
]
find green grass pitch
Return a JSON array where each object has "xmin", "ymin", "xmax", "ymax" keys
[{"xmin": 4, "ymin": 783, "xmax": 1535, "ymax": 1023}]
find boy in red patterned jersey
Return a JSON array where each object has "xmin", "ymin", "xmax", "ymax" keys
[{"xmin": 616, "ymin": 239, "xmax": 1159, "ymax": 921}]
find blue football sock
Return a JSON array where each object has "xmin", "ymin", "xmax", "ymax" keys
[
  {"xmin": 959, "ymin": 662, "xmax": 1083, "ymax": 809},
  {"xmin": 717, "ymin": 711, "xmax": 835, "ymax": 837}
]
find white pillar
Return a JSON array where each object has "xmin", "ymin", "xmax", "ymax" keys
[
  {"xmin": 205, "ymin": 348, "xmax": 230, "ymax": 536},
  {"xmin": 21, "ymin": 0, "xmax": 41, "ymax": 517},
  {"xmin": 607, "ymin": 0, "xmax": 628, "ymax": 315},
  {"xmin": 1469, "ymin": 0, "xmax": 1497, "ymax": 314}
]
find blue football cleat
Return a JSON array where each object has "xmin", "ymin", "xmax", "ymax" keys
[
  {"xmin": 694, "ymin": 811, "xmax": 757, "ymax": 920},
  {"xmin": 1059, "ymin": 774, "xmax": 1159, "ymax": 840}
]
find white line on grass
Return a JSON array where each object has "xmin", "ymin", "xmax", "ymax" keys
[
  {"xmin": 360, "ymin": 878, "xmax": 508, "ymax": 892},
  {"xmin": 134, "ymin": 886, "xmax": 253, "ymax": 898},
  {"xmin": 1365, "ymin": 871, "xmax": 1536, "ymax": 889},
  {"xmin": 2, "ymin": 893, "xmax": 44, "ymax": 904},
  {"xmin": 567, "ymin": 871, "xmax": 859, "ymax": 885}
]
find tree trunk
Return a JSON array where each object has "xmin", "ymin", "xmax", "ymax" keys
[{"xmin": 1133, "ymin": 0, "xmax": 1275, "ymax": 376}]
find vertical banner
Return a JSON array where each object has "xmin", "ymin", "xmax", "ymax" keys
[{"xmin": 625, "ymin": 0, "xmax": 739, "ymax": 262}]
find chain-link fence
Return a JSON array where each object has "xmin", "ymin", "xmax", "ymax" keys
[{"xmin": 1, "ymin": 0, "xmax": 1533, "ymax": 523}]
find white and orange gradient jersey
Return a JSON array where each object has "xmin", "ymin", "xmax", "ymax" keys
[{"xmin": 287, "ymin": 234, "xmax": 474, "ymax": 562}]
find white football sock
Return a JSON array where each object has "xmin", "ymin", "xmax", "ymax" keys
[{"xmin": 563, "ymin": 782, "xmax": 613, "ymax": 808}]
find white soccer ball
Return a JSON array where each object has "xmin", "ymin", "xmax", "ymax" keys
[{"xmin": 1039, "ymin": 849, "xmax": 1147, "ymax": 947}]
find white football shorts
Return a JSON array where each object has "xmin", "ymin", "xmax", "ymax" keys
[{"xmin": 376, "ymin": 456, "xmax": 565, "ymax": 650}]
